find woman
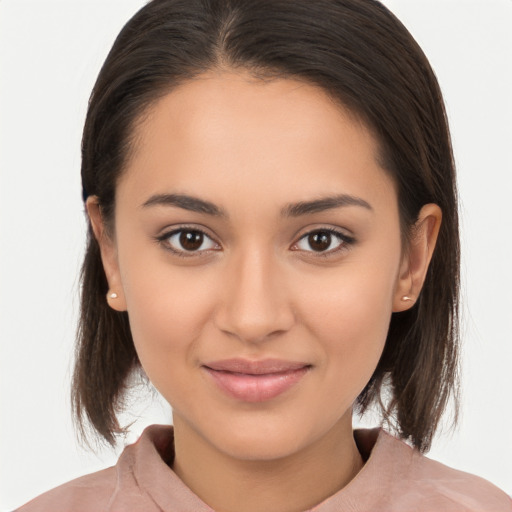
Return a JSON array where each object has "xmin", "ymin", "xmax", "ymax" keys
[{"xmin": 14, "ymin": 0, "xmax": 511, "ymax": 510}]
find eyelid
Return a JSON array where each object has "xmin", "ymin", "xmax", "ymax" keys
[
  {"xmin": 154, "ymin": 224, "xmax": 355, "ymax": 258},
  {"xmin": 155, "ymin": 225, "xmax": 221, "ymax": 257},
  {"xmin": 290, "ymin": 227, "xmax": 356, "ymax": 256}
]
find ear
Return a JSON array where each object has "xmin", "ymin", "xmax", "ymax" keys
[
  {"xmin": 393, "ymin": 203, "xmax": 442, "ymax": 312},
  {"xmin": 86, "ymin": 197, "xmax": 127, "ymax": 312}
]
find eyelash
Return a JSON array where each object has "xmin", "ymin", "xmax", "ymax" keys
[
  {"xmin": 155, "ymin": 226, "xmax": 355, "ymax": 259},
  {"xmin": 155, "ymin": 226, "xmax": 220, "ymax": 259},
  {"xmin": 292, "ymin": 228, "xmax": 355, "ymax": 258}
]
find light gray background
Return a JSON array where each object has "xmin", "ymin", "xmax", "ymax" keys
[{"xmin": 1, "ymin": 1, "xmax": 511, "ymax": 509}]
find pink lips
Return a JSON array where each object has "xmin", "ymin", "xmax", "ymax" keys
[{"xmin": 202, "ymin": 358, "xmax": 311, "ymax": 402}]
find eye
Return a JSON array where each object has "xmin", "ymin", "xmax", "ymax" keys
[
  {"xmin": 158, "ymin": 228, "xmax": 220, "ymax": 256},
  {"xmin": 293, "ymin": 228, "xmax": 354, "ymax": 255}
]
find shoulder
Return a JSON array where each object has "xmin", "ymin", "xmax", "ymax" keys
[
  {"xmin": 376, "ymin": 429, "xmax": 512, "ymax": 511},
  {"xmin": 407, "ymin": 446, "xmax": 511, "ymax": 511},
  {"xmin": 15, "ymin": 425, "xmax": 178, "ymax": 512},
  {"xmin": 15, "ymin": 467, "xmax": 118, "ymax": 512}
]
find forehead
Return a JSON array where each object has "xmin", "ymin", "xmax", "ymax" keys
[
  {"xmin": 119, "ymin": 71, "xmax": 395, "ymax": 212},
  {"xmin": 133, "ymin": 70, "xmax": 371, "ymax": 159}
]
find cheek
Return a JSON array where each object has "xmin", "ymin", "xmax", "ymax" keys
[
  {"xmin": 295, "ymin": 254, "xmax": 398, "ymax": 391},
  {"xmin": 118, "ymin": 250, "xmax": 217, "ymax": 390}
]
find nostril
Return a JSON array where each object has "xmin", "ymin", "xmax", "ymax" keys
[{"xmin": 212, "ymin": 260, "xmax": 295, "ymax": 342}]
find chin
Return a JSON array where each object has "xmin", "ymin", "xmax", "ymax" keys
[
  {"xmin": 200, "ymin": 411, "xmax": 339, "ymax": 463},
  {"xmin": 217, "ymin": 429, "xmax": 308, "ymax": 462}
]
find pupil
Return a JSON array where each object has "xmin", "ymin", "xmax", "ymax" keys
[
  {"xmin": 309, "ymin": 232, "xmax": 331, "ymax": 251},
  {"xmin": 180, "ymin": 231, "xmax": 203, "ymax": 251}
]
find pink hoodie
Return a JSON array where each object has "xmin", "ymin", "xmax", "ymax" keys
[{"xmin": 17, "ymin": 425, "xmax": 511, "ymax": 511}]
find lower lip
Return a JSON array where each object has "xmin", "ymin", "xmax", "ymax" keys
[{"xmin": 203, "ymin": 367, "xmax": 310, "ymax": 402}]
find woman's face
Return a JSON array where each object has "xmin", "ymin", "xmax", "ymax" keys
[{"xmin": 96, "ymin": 71, "xmax": 416, "ymax": 461}]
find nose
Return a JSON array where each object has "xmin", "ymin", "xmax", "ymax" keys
[{"xmin": 214, "ymin": 247, "xmax": 295, "ymax": 344}]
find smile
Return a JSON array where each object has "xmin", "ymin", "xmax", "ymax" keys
[{"xmin": 202, "ymin": 359, "xmax": 311, "ymax": 402}]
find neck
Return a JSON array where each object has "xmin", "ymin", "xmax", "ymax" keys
[{"xmin": 172, "ymin": 413, "xmax": 363, "ymax": 512}]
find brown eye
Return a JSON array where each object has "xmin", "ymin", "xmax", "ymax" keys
[
  {"xmin": 308, "ymin": 231, "xmax": 332, "ymax": 251},
  {"xmin": 294, "ymin": 229, "xmax": 353, "ymax": 254},
  {"xmin": 180, "ymin": 230, "xmax": 204, "ymax": 251},
  {"xmin": 162, "ymin": 229, "xmax": 218, "ymax": 254}
]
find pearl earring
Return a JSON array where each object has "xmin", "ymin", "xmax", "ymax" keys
[
  {"xmin": 108, "ymin": 292, "xmax": 118, "ymax": 299},
  {"xmin": 401, "ymin": 295, "xmax": 413, "ymax": 302}
]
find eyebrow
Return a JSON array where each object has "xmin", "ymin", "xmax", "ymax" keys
[
  {"xmin": 281, "ymin": 194, "xmax": 373, "ymax": 217},
  {"xmin": 141, "ymin": 192, "xmax": 373, "ymax": 218},
  {"xmin": 141, "ymin": 193, "xmax": 227, "ymax": 217}
]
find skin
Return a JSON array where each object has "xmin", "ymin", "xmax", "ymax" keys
[{"xmin": 88, "ymin": 70, "xmax": 441, "ymax": 512}]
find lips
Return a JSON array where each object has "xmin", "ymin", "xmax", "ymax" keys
[{"xmin": 202, "ymin": 358, "xmax": 311, "ymax": 402}]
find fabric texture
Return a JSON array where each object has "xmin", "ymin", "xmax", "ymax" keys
[{"xmin": 17, "ymin": 425, "xmax": 512, "ymax": 512}]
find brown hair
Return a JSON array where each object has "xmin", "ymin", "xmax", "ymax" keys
[{"xmin": 74, "ymin": 0, "xmax": 459, "ymax": 452}]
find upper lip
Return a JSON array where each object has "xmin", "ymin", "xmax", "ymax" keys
[{"xmin": 203, "ymin": 358, "xmax": 310, "ymax": 375}]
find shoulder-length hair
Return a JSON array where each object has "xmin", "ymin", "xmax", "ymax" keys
[{"xmin": 74, "ymin": 0, "xmax": 459, "ymax": 452}]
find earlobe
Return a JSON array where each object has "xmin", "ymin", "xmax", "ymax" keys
[
  {"xmin": 86, "ymin": 197, "xmax": 127, "ymax": 312},
  {"xmin": 393, "ymin": 204, "xmax": 442, "ymax": 312},
  {"xmin": 106, "ymin": 289, "xmax": 126, "ymax": 311}
]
